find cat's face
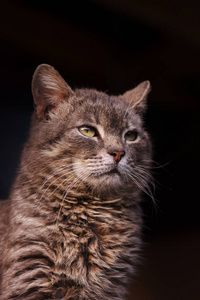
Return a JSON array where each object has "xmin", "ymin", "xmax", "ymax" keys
[
  {"xmin": 29, "ymin": 64, "xmax": 152, "ymax": 197},
  {"xmin": 66, "ymin": 91, "xmax": 150, "ymax": 193}
]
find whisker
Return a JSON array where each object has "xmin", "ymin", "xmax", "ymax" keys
[
  {"xmin": 39, "ymin": 170, "xmax": 74, "ymax": 202},
  {"xmin": 39, "ymin": 165, "xmax": 71, "ymax": 190},
  {"xmin": 40, "ymin": 165, "xmax": 88, "ymax": 202},
  {"xmin": 62, "ymin": 169, "xmax": 91, "ymax": 201},
  {"xmin": 141, "ymin": 159, "xmax": 171, "ymax": 170},
  {"xmin": 25, "ymin": 153, "xmax": 47, "ymax": 168},
  {"xmin": 38, "ymin": 161, "xmax": 87, "ymax": 205},
  {"xmin": 56, "ymin": 169, "xmax": 91, "ymax": 224},
  {"xmin": 125, "ymin": 166, "xmax": 156, "ymax": 206},
  {"xmin": 135, "ymin": 166, "xmax": 155, "ymax": 191},
  {"xmin": 26, "ymin": 153, "xmax": 74, "ymax": 169},
  {"xmin": 39, "ymin": 161, "xmax": 83, "ymax": 191}
]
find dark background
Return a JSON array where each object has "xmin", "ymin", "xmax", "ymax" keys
[{"xmin": 0, "ymin": 1, "xmax": 200, "ymax": 299}]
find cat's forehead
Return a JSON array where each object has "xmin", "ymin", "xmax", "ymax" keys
[{"xmin": 73, "ymin": 89, "xmax": 140, "ymax": 129}]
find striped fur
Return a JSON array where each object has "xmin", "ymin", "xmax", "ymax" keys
[{"xmin": 0, "ymin": 64, "xmax": 152, "ymax": 299}]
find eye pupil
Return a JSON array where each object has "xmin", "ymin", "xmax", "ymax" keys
[{"xmin": 125, "ymin": 130, "xmax": 138, "ymax": 141}]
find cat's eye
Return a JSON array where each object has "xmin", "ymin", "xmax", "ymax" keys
[
  {"xmin": 78, "ymin": 126, "xmax": 97, "ymax": 138},
  {"xmin": 124, "ymin": 130, "xmax": 138, "ymax": 141}
]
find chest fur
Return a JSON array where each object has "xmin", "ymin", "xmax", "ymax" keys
[{"xmin": 48, "ymin": 203, "xmax": 140, "ymax": 283}]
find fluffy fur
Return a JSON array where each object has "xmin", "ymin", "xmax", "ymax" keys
[{"xmin": 0, "ymin": 64, "xmax": 152, "ymax": 299}]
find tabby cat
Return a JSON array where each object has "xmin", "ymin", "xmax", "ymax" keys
[{"xmin": 0, "ymin": 64, "xmax": 152, "ymax": 300}]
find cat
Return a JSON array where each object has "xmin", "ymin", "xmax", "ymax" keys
[{"xmin": 0, "ymin": 64, "xmax": 152, "ymax": 300}]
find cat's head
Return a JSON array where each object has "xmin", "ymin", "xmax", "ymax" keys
[{"xmin": 29, "ymin": 64, "xmax": 152, "ymax": 197}]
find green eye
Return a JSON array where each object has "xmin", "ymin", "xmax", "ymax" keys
[
  {"xmin": 78, "ymin": 126, "xmax": 97, "ymax": 137},
  {"xmin": 124, "ymin": 130, "xmax": 138, "ymax": 141}
]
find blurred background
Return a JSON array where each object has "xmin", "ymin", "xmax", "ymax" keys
[{"xmin": 0, "ymin": 0, "xmax": 200, "ymax": 299}]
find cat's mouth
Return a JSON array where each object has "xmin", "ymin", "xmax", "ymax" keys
[{"xmin": 104, "ymin": 168, "xmax": 119, "ymax": 175}]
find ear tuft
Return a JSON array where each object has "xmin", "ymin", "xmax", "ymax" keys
[
  {"xmin": 32, "ymin": 64, "xmax": 74, "ymax": 120},
  {"xmin": 121, "ymin": 80, "xmax": 151, "ymax": 114}
]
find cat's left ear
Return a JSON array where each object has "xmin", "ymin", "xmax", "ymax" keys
[
  {"xmin": 121, "ymin": 81, "xmax": 151, "ymax": 114},
  {"xmin": 32, "ymin": 64, "xmax": 74, "ymax": 120}
]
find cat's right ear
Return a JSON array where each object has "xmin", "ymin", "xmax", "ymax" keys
[
  {"xmin": 121, "ymin": 81, "xmax": 151, "ymax": 115},
  {"xmin": 32, "ymin": 64, "xmax": 74, "ymax": 120}
]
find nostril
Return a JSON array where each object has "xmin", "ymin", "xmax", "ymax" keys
[{"xmin": 110, "ymin": 151, "xmax": 125, "ymax": 162}]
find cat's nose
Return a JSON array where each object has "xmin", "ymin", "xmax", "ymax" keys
[{"xmin": 109, "ymin": 151, "xmax": 125, "ymax": 163}]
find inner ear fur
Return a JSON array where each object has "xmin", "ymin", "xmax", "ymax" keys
[
  {"xmin": 121, "ymin": 81, "xmax": 151, "ymax": 114},
  {"xmin": 32, "ymin": 64, "xmax": 74, "ymax": 120}
]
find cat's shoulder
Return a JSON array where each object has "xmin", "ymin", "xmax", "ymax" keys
[{"xmin": 0, "ymin": 199, "xmax": 10, "ymax": 235}]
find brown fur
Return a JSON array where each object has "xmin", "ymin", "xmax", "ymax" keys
[{"xmin": 0, "ymin": 64, "xmax": 152, "ymax": 299}]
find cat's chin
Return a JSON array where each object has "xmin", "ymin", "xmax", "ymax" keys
[{"xmin": 85, "ymin": 171, "xmax": 126, "ymax": 194}]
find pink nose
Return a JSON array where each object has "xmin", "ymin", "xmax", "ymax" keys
[{"xmin": 109, "ymin": 151, "xmax": 125, "ymax": 162}]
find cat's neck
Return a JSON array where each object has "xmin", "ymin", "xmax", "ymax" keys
[{"xmin": 10, "ymin": 172, "xmax": 138, "ymax": 224}]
